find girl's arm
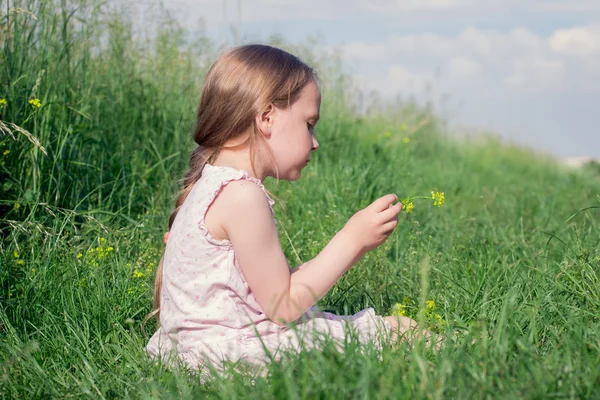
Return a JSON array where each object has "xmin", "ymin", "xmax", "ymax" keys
[{"xmin": 215, "ymin": 180, "xmax": 401, "ymax": 325}]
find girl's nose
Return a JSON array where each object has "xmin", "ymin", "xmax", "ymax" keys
[{"xmin": 312, "ymin": 135, "xmax": 319, "ymax": 150}]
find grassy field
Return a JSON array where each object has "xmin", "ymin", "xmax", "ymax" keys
[{"xmin": 2, "ymin": 1, "xmax": 600, "ymax": 398}]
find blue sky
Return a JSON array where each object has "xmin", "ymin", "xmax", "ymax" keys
[{"xmin": 156, "ymin": 0, "xmax": 600, "ymax": 159}]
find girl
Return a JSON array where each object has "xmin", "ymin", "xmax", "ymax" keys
[{"xmin": 145, "ymin": 44, "xmax": 423, "ymax": 372}]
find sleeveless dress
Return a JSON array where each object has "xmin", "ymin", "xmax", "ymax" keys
[{"xmin": 145, "ymin": 163, "xmax": 392, "ymax": 372}]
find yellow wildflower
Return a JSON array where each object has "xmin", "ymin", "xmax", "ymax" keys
[
  {"xmin": 31, "ymin": 268, "xmax": 36, "ymax": 274},
  {"xmin": 16, "ymin": 260, "xmax": 25, "ymax": 266},
  {"xmin": 404, "ymin": 202, "xmax": 415, "ymax": 213},
  {"xmin": 133, "ymin": 270, "xmax": 144, "ymax": 279},
  {"xmin": 391, "ymin": 303, "xmax": 407, "ymax": 317},
  {"xmin": 402, "ymin": 137, "xmax": 410, "ymax": 144},
  {"xmin": 400, "ymin": 123, "xmax": 407, "ymax": 131},
  {"xmin": 431, "ymin": 191, "xmax": 445, "ymax": 207},
  {"xmin": 426, "ymin": 300, "xmax": 437, "ymax": 311},
  {"xmin": 384, "ymin": 131, "xmax": 392, "ymax": 138},
  {"xmin": 13, "ymin": 203, "xmax": 20, "ymax": 210},
  {"xmin": 13, "ymin": 251, "xmax": 19, "ymax": 259},
  {"xmin": 3, "ymin": 150, "xmax": 9, "ymax": 156},
  {"xmin": 0, "ymin": 98, "xmax": 6, "ymax": 108},
  {"xmin": 29, "ymin": 98, "xmax": 41, "ymax": 108},
  {"xmin": 77, "ymin": 252, "xmax": 83, "ymax": 259}
]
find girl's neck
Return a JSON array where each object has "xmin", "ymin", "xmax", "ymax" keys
[{"xmin": 211, "ymin": 144, "xmax": 268, "ymax": 181}]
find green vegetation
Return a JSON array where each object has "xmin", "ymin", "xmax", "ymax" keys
[{"xmin": 1, "ymin": 1, "xmax": 599, "ymax": 398}]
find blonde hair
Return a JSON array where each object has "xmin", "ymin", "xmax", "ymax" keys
[{"xmin": 148, "ymin": 44, "xmax": 316, "ymax": 324}]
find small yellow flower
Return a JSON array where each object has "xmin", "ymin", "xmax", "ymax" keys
[
  {"xmin": 127, "ymin": 287, "xmax": 136, "ymax": 295},
  {"xmin": 404, "ymin": 202, "xmax": 415, "ymax": 213},
  {"xmin": 31, "ymin": 268, "xmax": 36, "ymax": 274},
  {"xmin": 435, "ymin": 313, "xmax": 443, "ymax": 324},
  {"xmin": 13, "ymin": 203, "xmax": 20, "ymax": 210},
  {"xmin": 426, "ymin": 300, "xmax": 437, "ymax": 311},
  {"xmin": 13, "ymin": 251, "xmax": 19, "ymax": 259},
  {"xmin": 77, "ymin": 252, "xmax": 83, "ymax": 259},
  {"xmin": 402, "ymin": 137, "xmax": 410, "ymax": 143},
  {"xmin": 384, "ymin": 131, "xmax": 392, "ymax": 138},
  {"xmin": 16, "ymin": 260, "xmax": 25, "ymax": 266},
  {"xmin": 431, "ymin": 191, "xmax": 445, "ymax": 207},
  {"xmin": 133, "ymin": 270, "xmax": 144, "ymax": 279},
  {"xmin": 0, "ymin": 98, "xmax": 7, "ymax": 108},
  {"xmin": 29, "ymin": 98, "xmax": 41, "ymax": 108},
  {"xmin": 391, "ymin": 303, "xmax": 407, "ymax": 317},
  {"xmin": 400, "ymin": 123, "xmax": 407, "ymax": 131}
]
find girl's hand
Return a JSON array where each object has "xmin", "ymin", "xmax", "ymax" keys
[{"xmin": 343, "ymin": 194, "xmax": 402, "ymax": 254}]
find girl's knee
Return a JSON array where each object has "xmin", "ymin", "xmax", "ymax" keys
[{"xmin": 384, "ymin": 315, "xmax": 398, "ymax": 330}]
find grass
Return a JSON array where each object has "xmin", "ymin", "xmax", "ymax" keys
[{"xmin": 1, "ymin": 0, "xmax": 600, "ymax": 398}]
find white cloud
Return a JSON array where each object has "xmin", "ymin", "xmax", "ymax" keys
[
  {"xmin": 157, "ymin": 0, "xmax": 600, "ymax": 28},
  {"xmin": 549, "ymin": 24, "xmax": 600, "ymax": 57},
  {"xmin": 364, "ymin": 0, "xmax": 474, "ymax": 12},
  {"xmin": 386, "ymin": 66, "xmax": 434, "ymax": 92},
  {"xmin": 504, "ymin": 58, "xmax": 565, "ymax": 89},
  {"xmin": 448, "ymin": 57, "xmax": 481, "ymax": 78},
  {"xmin": 340, "ymin": 24, "xmax": 600, "ymax": 97}
]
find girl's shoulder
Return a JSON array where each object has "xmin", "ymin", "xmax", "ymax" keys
[
  {"xmin": 200, "ymin": 164, "xmax": 274, "ymax": 207},
  {"xmin": 201, "ymin": 164, "xmax": 276, "ymax": 242}
]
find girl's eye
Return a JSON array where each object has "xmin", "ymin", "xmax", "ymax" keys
[{"xmin": 307, "ymin": 122, "xmax": 314, "ymax": 130}]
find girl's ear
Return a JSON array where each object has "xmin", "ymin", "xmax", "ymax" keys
[{"xmin": 255, "ymin": 104, "xmax": 275, "ymax": 138}]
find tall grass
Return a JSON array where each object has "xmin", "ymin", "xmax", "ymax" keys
[{"xmin": 2, "ymin": 0, "xmax": 600, "ymax": 398}]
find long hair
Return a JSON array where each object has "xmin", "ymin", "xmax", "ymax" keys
[{"xmin": 147, "ymin": 44, "xmax": 316, "ymax": 324}]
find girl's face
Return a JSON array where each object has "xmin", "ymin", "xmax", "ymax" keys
[{"xmin": 266, "ymin": 81, "xmax": 321, "ymax": 181}]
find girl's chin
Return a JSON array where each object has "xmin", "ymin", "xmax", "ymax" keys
[
  {"xmin": 280, "ymin": 168, "xmax": 303, "ymax": 182},
  {"xmin": 271, "ymin": 163, "xmax": 307, "ymax": 181}
]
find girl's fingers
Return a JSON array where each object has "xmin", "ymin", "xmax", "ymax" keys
[
  {"xmin": 382, "ymin": 219, "xmax": 398, "ymax": 234},
  {"xmin": 369, "ymin": 194, "xmax": 398, "ymax": 212},
  {"xmin": 379, "ymin": 202, "xmax": 402, "ymax": 221}
]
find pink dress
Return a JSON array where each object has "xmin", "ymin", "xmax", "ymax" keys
[{"xmin": 145, "ymin": 164, "xmax": 392, "ymax": 371}]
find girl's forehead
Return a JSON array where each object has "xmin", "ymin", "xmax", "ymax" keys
[
  {"xmin": 299, "ymin": 81, "xmax": 321, "ymax": 106},
  {"xmin": 306, "ymin": 81, "xmax": 321, "ymax": 99}
]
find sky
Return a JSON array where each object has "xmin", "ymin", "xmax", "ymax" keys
[{"xmin": 154, "ymin": 0, "xmax": 600, "ymax": 159}]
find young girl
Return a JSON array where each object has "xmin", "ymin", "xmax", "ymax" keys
[{"xmin": 145, "ymin": 44, "xmax": 423, "ymax": 372}]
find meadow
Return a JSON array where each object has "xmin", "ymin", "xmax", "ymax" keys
[{"xmin": 1, "ymin": 1, "xmax": 600, "ymax": 398}]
